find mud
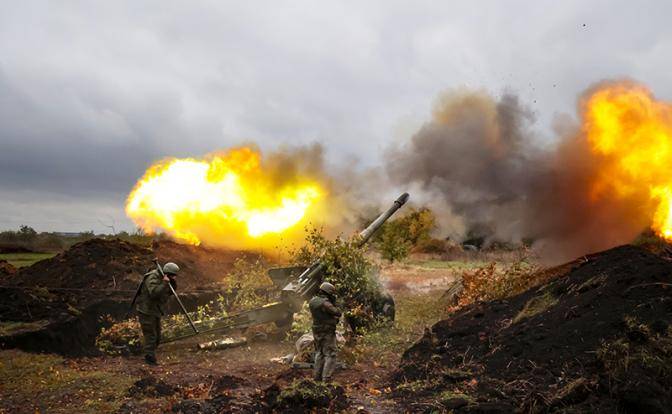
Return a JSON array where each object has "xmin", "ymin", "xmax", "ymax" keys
[{"xmin": 395, "ymin": 244, "xmax": 672, "ymax": 412}]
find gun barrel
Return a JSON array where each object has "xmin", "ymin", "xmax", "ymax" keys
[
  {"xmin": 358, "ymin": 192, "xmax": 410, "ymax": 245},
  {"xmin": 285, "ymin": 192, "xmax": 410, "ymax": 304}
]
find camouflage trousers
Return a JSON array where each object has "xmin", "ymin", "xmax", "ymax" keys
[
  {"xmin": 313, "ymin": 330, "xmax": 337, "ymax": 381},
  {"xmin": 138, "ymin": 312, "xmax": 161, "ymax": 358}
]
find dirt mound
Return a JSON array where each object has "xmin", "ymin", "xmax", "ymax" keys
[
  {"xmin": 128, "ymin": 376, "xmax": 177, "ymax": 398},
  {"xmin": 395, "ymin": 245, "xmax": 672, "ymax": 413},
  {"xmin": 0, "ymin": 238, "xmax": 270, "ymax": 356},
  {"xmin": 264, "ymin": 379, "xmax": 349, "ymax": 413},
  {"xmin": 7, "ymin": 238, "xmax": 266, "ymax": 292},
  {"xmin": 153, "ymin": 239, "xmax": 265, "ymax": 289},
  {"xmin": 171, "ymin": 395, "xmax": 236, "ymax": 414},
  {"xmin": 12, "ymin": 238, "xmax": 152, "ymax": 291},
  {"xmin": 0, "ymin": 260, "xmax": 16, "ymax": 279}
]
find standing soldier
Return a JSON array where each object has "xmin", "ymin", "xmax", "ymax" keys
[
  {"xmin": 309, "ymin": 282, "xmax": 341, "ymax": 382},
  {"xmin": 136, "ymin": 262, "xmax": 180, "ymax": 365}
]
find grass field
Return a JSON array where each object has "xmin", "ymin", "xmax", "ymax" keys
[
  {"xmin": 0, "ymin": 252, "xmax": 56, "ymax": 268},
  {"xmin": 407, "ymin": 259, "xmax": 487, "ymax": 270}
]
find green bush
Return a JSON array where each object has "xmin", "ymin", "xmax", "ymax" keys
[
  {"xmin": 290, "ymin": 227, "xmax": 384, "ymax": 332},
  {"xmin": 375, "ymin": 207, "xmax": 437, "ymax": 262},
  {"xmin": 223, "ymin": 258, "xmax": 274, "ymax": 310}
]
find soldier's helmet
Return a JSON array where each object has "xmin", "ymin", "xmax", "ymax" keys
[
  {"xmin": 163, "ymin": 262, "xmax": 180, "ymax": 275},
  {"xmin": 319, "ymin": 282, "xmax": 336, "ymax": 295}
]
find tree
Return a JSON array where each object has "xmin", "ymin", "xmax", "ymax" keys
[
  {"xmin": 375, "ymin": 207, "xmax": 437, "ymax": 262},
  {"xmin": 18, "ymin": 225, "xmax": 37, "ymax": 242}
]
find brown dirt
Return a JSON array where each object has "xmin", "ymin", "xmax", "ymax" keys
[
  {"xmin": 0, "ymin": 260, "xmax": 15, "ymax": 279},
  {"xmin": 0, "ymin": 338, "xmax": 401, "ymax": 414},
  {"xmin": 0, "ymin": 238, "xmax": 269, "ymax": 356},
  {"xmin": 11, "ymin": 238, "xmax": 153, "ymax": 291},
  {"xmin": 6, "ymin": 238, "xmax": 265, "ymax": 292},
  {"xmin": 153, "ymin": 239, "xmax": 267, "ymax": 290},
  {"xmin": 394, "ymin": 244, "xmax": 672, "ymax": 413}
]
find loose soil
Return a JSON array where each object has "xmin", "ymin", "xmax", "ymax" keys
[
  {"xmin": 3, "ymin": 240, "xmax": 671, "ymax": 412},
  {"xmin": 0, "ymin": 338, "xmax": 401, "ymax": 413},
  {"xmin": 0, "ymin": 238, "xmax": 268, "ymax": 356},
  {"xmin": 395, "ymin": 244, "xmax": 672, "ymax": 413}
]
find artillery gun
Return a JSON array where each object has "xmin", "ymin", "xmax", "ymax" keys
[{"xmin": 161, "ymin": 192, "xmax": 409, "ymax": 343}]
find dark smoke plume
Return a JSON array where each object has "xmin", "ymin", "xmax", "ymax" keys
[{"xmin": 387, "ymin": 86, "xmax": 650, "ymax": 262}]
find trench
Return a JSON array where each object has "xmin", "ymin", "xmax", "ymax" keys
[{"xmin": 0, "ymin": 291, "xmax": 239, "ymax": 356}]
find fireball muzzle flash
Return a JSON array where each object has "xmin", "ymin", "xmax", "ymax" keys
[{"xmin": 126, "ymin": 147, "xmax": 323, "ymax": 248}]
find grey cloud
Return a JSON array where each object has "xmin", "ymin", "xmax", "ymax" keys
[{"xmin": 1, "ymin": 0, "xmax": 672, "ymax": 232}]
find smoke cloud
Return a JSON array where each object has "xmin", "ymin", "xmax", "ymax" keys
[{"xmin": 386, "ymin": 83, "xmax": 658, "ymax": 262}]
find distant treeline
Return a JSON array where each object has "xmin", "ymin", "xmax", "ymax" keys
[{"xmin": 0, "ymin": 225, "xmax": 156, "ymax": 252}]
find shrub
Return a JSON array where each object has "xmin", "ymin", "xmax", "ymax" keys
[
  {"xmin": 377, "ymin": 221, "xmax": 412, "ymax": 262},
  {"xmin": 96, "ymin": 317, "xmax": 142, "ymax": 355},
  {"xmin": 290, "ymin": 227, "xmax": 384, "ymax": 332},
  {"xmin": 223, "ymin": 258, "xmax": 274, "ymax": 310},
  {"xmin": 375, "ymin": 207, "xmax": 437, "ymax": 262},
  {"xmin": 458, "ymin": 259, "xmax": 541, "ymax": 306},
  {"xmin": 413, "ymin": 237, "xmax": 450, "ymax": 254}
]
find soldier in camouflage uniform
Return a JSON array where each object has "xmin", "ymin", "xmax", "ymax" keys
[
  {"xmin": 308, "ymin": 282, "xmax": 342, "ymax": 382},
  {"xmin": 136, "ymin": 262, "xmax": 180, "ymax": 365}
]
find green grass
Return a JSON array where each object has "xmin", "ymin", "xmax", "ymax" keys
[
  {"xmin": 513, "ymin": 290, "xmax": 559, "ymax": 324},
  {"xmin": 0, "ymin": 350, "xmax": 137, "ymax": 413},
  {"xmin": 0, "ymin": 252, "xmax": 56, "ymax": 268},
  {"xmin": 348, "ymin": 290, "xmax": 449, "ymax": 366},
  {"xmin": 408, "ymin": 259, "xmax": 487, "ymax": 270}
]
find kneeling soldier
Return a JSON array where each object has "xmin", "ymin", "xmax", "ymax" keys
[
  {"xmin": 136, "ymin": 262, "xmax": 179, "ymax": 365},
  {"xmin": 309, "ymin": 282, "xmax": 341, "ymax": 382}
]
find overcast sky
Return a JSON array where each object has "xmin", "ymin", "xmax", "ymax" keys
[{"xmin": 1, "ymin": 0, "xmax": 671, "ymax": 232}]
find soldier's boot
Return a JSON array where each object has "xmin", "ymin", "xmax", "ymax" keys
[
  {"xmin": 322, "ymin": 356, "xmax": 336, "ymax": 382},
  {"xmin": 313, "ymin": 351, "xmax": 325, "ymax": 381}
]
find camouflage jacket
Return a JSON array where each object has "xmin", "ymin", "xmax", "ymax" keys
[
  {"xmin": 309, "ymin": 294, "xmax": 341, "ymax": 334},
  {"xmin": 136, "ymin": 269, "xmax": 174, "ymax": 317}
]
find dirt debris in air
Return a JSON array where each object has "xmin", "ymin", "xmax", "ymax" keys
[{"xmin": 394, "ymin": 244, "xmax": 672, "ymax": 413}]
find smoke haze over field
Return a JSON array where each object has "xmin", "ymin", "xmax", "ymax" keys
[{"xmin": 387, "ymin": 90, "xmax": 540, "ymax": 241}]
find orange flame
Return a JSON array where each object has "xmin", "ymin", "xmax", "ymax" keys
[
  {"xmin": 584, "ymin": 82, "xmax": 672, "ymax": 239},
  {"xmin": 126, "ymin": 147, "xmax": 323, "ymax": 247}
]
